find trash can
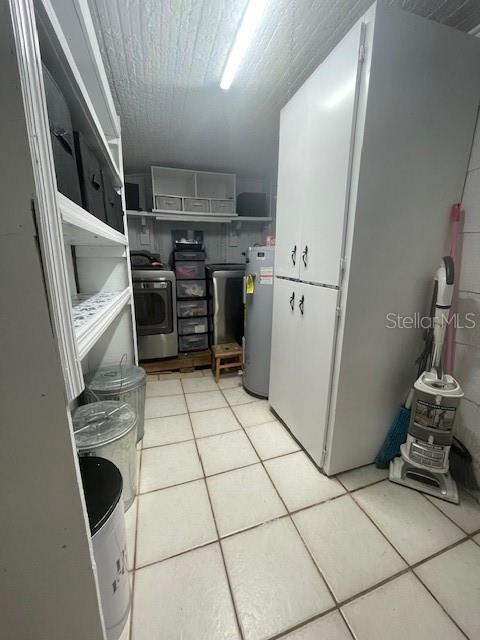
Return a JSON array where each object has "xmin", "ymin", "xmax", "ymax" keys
[
  {"xmin": 86, "ymin": 364, "xmax": 146, "ymax": 442},
  {"xmin": 79, "ymin": 456, "xmax": 130, "ymax": 640},
  {"xmin": 73, "ymin": 401, "xmax": 137, "ymax": 509}
]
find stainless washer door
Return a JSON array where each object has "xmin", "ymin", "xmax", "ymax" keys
[{"xmin": 133, "ymin": 281, "xmax": 173, "ymax": 336}]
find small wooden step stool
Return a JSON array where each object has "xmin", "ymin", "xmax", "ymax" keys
[{"xmin": 211, "ymin": 342, "xmax": 242, "ymax": 383}]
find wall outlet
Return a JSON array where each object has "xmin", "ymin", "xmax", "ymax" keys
[
  {"xmin": 229, "ymin": 227, "xmax": 240, "ymax": 247},
  {"xmin": 140, "ymin": 227, "xmax": 150, "ymax": 245}
]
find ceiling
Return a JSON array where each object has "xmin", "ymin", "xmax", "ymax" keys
[{"xmin": 89, "ymin": 0, "xmax": 480, "ymax": 180}]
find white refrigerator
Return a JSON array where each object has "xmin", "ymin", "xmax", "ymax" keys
[{"xmin": 269, "ymin": 2, "xmax": 480, "ymax": 475}]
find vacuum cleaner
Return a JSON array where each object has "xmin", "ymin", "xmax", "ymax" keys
[{"xmin": 390, "ymin": 256, "xmax": 464, "ymax": 503}]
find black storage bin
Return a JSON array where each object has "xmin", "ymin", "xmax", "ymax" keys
[
  {"xmin": 236, "ymin": 192, "xmax": 267, "ymax": 217},
  {"xmin": 74, "ymin": 131, "xmax": 106, "ymax": 223},
  {"xmin": 102, "ymin": 168, "xmax": 124, "ymax": 232},
  {"xmin": 125, "ymin": 182, "xmax": 140, "ymax": 210},
  {"xmin": 42, "ymin": 64, "xmax": 82, "ymax": 205}
]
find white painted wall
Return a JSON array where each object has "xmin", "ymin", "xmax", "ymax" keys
[
  {"xmin": 126, "ymin": 173, "xmax": 274, "ymax": 264},
  {"xmin": 455, "ymin": 114, "xmax": 480, "ymax": 488}
]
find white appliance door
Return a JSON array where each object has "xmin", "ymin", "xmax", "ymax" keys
[
  {"xmin": 299, "ymin": 22, "xmax": 365, "ymax": 287},
  {"xmin": 269, "ymin": 277, "xmax": 299, "ymax": 426},
  {"xmin": 274, "ymin": 81, "xmax": 310, "ymax": 279},
  {"xmin": 292, "ymin": 283, "xmax": 339, "ymax": 466}
]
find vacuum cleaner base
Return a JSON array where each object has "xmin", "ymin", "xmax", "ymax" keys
[{"xmin": 389, "ymin": 456, "xmax": 459, "ymax": 504}]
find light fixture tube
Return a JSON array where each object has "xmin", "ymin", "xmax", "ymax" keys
[{"xmin": 220, "ymin": 0, "xmax": 269, "ymax": 90}]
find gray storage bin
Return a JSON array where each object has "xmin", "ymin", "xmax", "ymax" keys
[
  {"xmin": 179, "ymin": 334, "xmax": 209, "ymax": 352},
  {"xmin": 184, "ymin": 198, "xmax": 210, "ymax": 213},
  {"xmin": 86, "ymin": 364, "xmax": 146, "ymax": 442},
  {"xmin": 211, "ymin": 200, "xmax": 234, "ymax": 214},
  {"xmin": 176, "ymin": 280, "xmax": 207, "ymax": 299},
  {"xmin": 177, "ymin": 300, "xmax": 208, "ymax": 318},
  {"xmin": 178, "ymin": 317, "xmax": 208, "ymax": 336},
  {"xmin": 155, "ymin": 195, "xmax": 182, "ymax": 211},
  {"xmin": 174, "ymin": 250, "xmax": 206, "ymax": 261},
  {"xmin": 175, "ymin": 261, "xmax": 205, "ymax": 280},
  {"xmin": 73, "ymin": 401, "xmax": 137, "ymax": 510}
]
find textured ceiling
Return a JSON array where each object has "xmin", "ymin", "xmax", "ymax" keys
[{"xmin": 89, "ymin": 0, "xmax": 480, "ymax": 179}]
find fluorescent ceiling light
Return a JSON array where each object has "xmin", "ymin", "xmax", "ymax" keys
[{"xmin": 220, "ymin": 0, "xmax": 269, "ymax": 90}]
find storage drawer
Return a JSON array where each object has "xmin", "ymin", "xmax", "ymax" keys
[
  {"xmin": 179, "ymin": 334, "xmax": 209, "ymax": 352},
  {"xmin": 174, "ymin": 250, "xmax": 206, "ymax": 261},
  {"xmin": 178, "ymin": 317, "xmax": 208, "ymax": 335},
  {"xmin": 177, "ymin": 300, "xmax": 208, "ymax": 318},
  {"xmin": 155, "ymin": 195, "xmax": 182, "ymax": 211},
  {"xmin": 175, "ymin": 261, "xmax": 205, "ymax": 280},
  {"xmin": 211, "ymin": 200, "xmax": 234, "ymax": 214},
  {"xmin": 184, "ymin": 198, "xmax": 210, "ymax": 213},
  {"xmin": 176, "ymin": 280, "xmax": 206, "ymax": 299}
]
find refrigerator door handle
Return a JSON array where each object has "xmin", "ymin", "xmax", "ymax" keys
[
  {"xmin": 299, "ymin": 294, "xmax": 305, "ymax": 315},
  {"xmin": 291, "ymin": 245, "xmax": 297, "ymax": 266},
  {"xmin": 302, "ymin": 245, "xmax": 308, "ymax": 267},
  {"xmin": 289, "ymin": 291, "xmax": 295, "ymax": 310}
]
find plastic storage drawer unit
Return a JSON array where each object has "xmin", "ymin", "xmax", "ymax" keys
[
  {"xmin": 174, "ymin": 250, "xmax": 206, "ymax": 261},
  {"xmin": 177, "ymin": 300, "xmax": 208, "ymax": 317},
  {"xmin": 179, "ymin": 334, "xmax": 209, "ymax": 352},
  {"xmin": 155, "ymin": 195, "xmax": 182, "ymax": 211},
  {"xmin": 211, "ymin": 200, "xmax": 234, "ymax": 214},
  {"xmin": 175, "ymin": 261, "xmax": 205, "ymax": 280},
  {"xmin": 184, "ymin": 198, "xmax": 209, "ymax": 213},
  {"xmin": 178, "ymin": 317, "xmax": 208, "ymax": 336},
  {"xmin": 177, "ymin": 280, "xmax": 206, "ymax": 299}
]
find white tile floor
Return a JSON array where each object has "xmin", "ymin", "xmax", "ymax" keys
[{"xmin": 124, "ymin": 369, "xmax": 480, "ymax": 640}]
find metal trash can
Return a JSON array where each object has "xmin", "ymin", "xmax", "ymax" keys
[
  {"xmin": 73, "ymin": 401, "xmax": 137, "ymax": 509},
  {"xmin": 79, "ymin": 456, "xmax": 130, "ymax": 640},
  {"xmin": 86, "ymin": 364, "xmax": 146, "ymax": 442}
]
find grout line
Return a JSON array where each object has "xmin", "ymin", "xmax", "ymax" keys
[
  {"xmin": 186, "ymin": 402, "xmax": 245, "ymax": 640},
  {"xmin": 411, "ymin": 571, "xmax": 470, "ymax": 639},
  {"xmin": 138, "ymin": 385, "xmax": 480, "ymax": 640},
  {"xmin": 217, "ymin": 387, "xmax": 340, "ymax": 608},
  {"xmin": 267, "ymin": 605, "xmax": 341, "ymax": 640},
  {"xmin": 141, "ymin": 424, "xmax": 241, "ymax": 450},
  {"xmin": 423, "ymin": 493, "xmax": 472, "ymax": 537},
  {"xmin": 128, "ymin": 446, "xmax": 142, "ymax": 639}
]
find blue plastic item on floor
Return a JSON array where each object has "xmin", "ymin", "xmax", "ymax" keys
[{"xmin": 374, "ymin": 406, "xmax": 411, "ymax": 469}]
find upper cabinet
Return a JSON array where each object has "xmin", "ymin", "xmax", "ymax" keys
[
  {"xmin": 274, "ymin": 83, "xmax": 309, "ymax": 279},
  {"xmin": 298, "ymin": 22, "xmax": 364, "ymax": 287},
  {"xmin": 275, "ymin": 22, "xmax": 364, "ymax": 286},
  {"xmin": 151, "ymin": 166, "xmax": 237, "ymax": 217}
]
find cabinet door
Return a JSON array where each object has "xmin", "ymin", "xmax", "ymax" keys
[
  {"xmin": 292, "ymin": 283, "xmax": 339, "ymax": 466},
  {"xmin": 269, "ymin": 277, "xmax": 299, "ymax": 426},
  {"xmin": 299, "ymin": 22, "xmax": 365, "ymax": 287},
  {"xmin": 274, "ymin": 82, "xmax": 310, "ymax": 279}
]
